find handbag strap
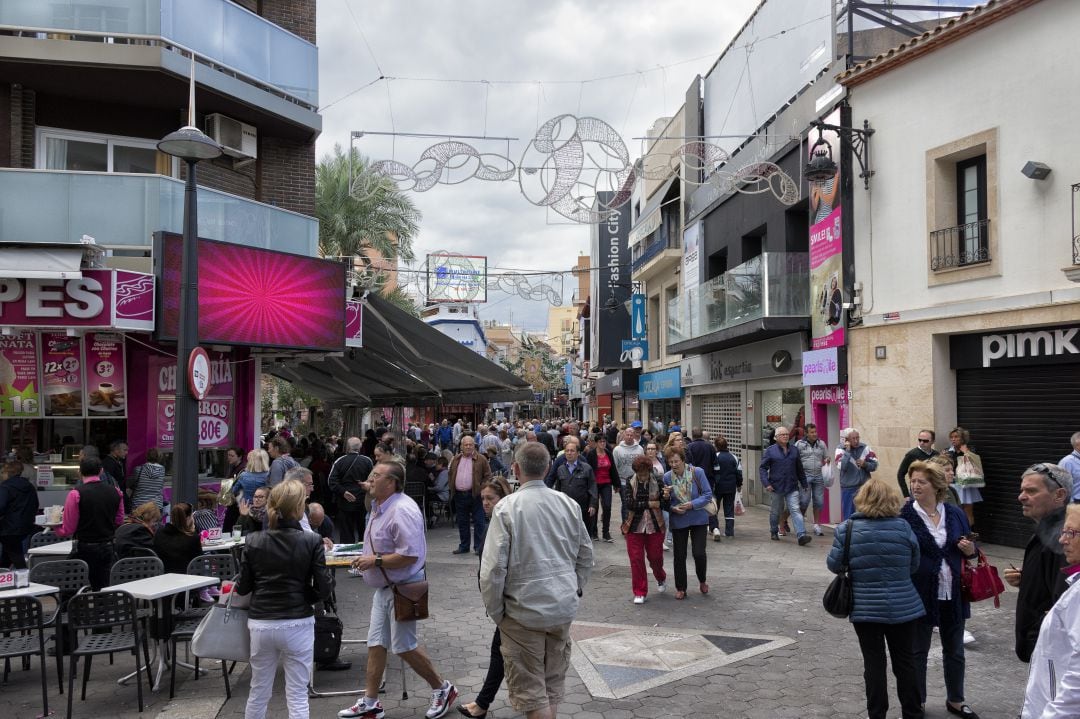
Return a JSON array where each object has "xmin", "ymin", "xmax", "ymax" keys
[{"xmin": 841, "ymin": 518, "xmax": 854, "ymax": 572}]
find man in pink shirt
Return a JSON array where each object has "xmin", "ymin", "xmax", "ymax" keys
[
  {"xmin": 57, "ymin": 456, "xmax": 124, "ymax": 589},
  {"xmin": 448, "ymin": 436, "xmax": 492, "ymax": 555}
]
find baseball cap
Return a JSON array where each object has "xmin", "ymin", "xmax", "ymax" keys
[{"xmin": 630, "ymin": 420, "xmax": 643, "ymax": 428}]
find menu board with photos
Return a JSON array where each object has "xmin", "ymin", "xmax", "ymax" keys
[
  {"xmin": 0, "ymin": 332, "xmax": 126, "ymax": 419},
  {"xmin": 0, "ymin": 332, "xmax": 40, "ymax": 418},
  {"xmin": 41, "ymin": 332, "xmax": 84, "ymax": 417}
]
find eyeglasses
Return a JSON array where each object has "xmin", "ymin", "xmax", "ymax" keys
[
  {"xmin": 1061, "ymin": 529, "xmax": 1080, "ymax": 541},
  {"xmin": 918, "ymin": 438, "xmax": 932, "ymax": 443},
  {"xmin": 1027, "ymin": 463, "xmax": 1066, "ymax": 491}
]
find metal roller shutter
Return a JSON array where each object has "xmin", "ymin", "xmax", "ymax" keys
[
  {"xmin": 957, "ymin": 365, "xmax": 1080, "ymax": 548},
  {"xmin": 701, "ymin": 392, "xmax": 743, "ymax": 463}
]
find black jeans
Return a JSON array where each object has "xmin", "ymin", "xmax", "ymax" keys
[
  {"xmin": 597, "ymin": 483, "xmax": 614, "ymax": 539},
  {"xmin": 474, "ymin": 627, "xmax": 505, "ymax": 710},
  {"xmin": 913, "ymin": 602, "xmax": 966, "ymax": 704},
  {"xmin": 337, "ymin": 509, "xmax": 366, "ymax": 544},
  {"xmin": 0, "ymin": 534, "xmax": 28, "ymax": 569},
  {"xmin": 853, "ymin": 620, "xmax": 924, "ymax": 719},
  {"xmin": 76, "ymin": 540, "xmax": 116, "ymax": 590},
  {"xmin": 671, "ymin": 524, "xmax": 708, "ymax": 591}
]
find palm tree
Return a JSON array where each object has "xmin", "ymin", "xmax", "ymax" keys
[{"xmin": 316, "ymin": 145, "xmax": 421, "ymax": 314}]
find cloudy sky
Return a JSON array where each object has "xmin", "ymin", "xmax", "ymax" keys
[{"xmin": 314, "ymin": 0, "xmax": 759, "ymax": 334}]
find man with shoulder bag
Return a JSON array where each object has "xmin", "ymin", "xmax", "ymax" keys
[
  {"xmin": 328, "ymin": 437, "xmax": 374, "ymax": 544},
  {"xmin": 339, "ymin": 461, "xmax": 457, "ymax": 719}
]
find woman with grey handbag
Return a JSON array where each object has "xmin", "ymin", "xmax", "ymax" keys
[
  {"xmin": 826, "ymin": 478, "xmax": 925, "ymax": 719},
  {"xmin": 236, "ymin": 479, "xmax": 333, "ymax": 719}
]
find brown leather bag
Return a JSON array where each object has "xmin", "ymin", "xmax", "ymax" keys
[{"xmin": 380, "ymin": 567, "xmax": 429, "ymax": 621}]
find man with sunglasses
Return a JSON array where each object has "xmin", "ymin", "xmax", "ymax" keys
[
  {"xmin": 1007, "ymin": 463, "xmax": 1072, "ymax": 662},
  {"xmin": 897, "ymin": 430, "xmax": 938, "ymax": 498}
]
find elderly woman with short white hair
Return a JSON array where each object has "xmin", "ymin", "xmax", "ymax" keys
[{"xmin": 834, "ymin": 428, "xmax": 878, "ymax": 521}]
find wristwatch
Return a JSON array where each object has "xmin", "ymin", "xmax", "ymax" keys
[{"xmin": 374, "ymin": 553, "xmax": 383, "ymax": 567}]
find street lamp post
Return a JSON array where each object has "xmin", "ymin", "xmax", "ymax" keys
[{"xmin": 157, "ymin": 73, "xmax": 222, "ymax": 505}]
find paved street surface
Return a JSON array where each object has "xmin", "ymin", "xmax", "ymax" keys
[{"xmin": 5, "ymin": 503, "xmax": 1029, "ymax": 719}]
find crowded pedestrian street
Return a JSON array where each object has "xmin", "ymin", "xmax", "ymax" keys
[{"xmin": 3, "ymin": 502, "xmax": 1029, "ymax": 719}]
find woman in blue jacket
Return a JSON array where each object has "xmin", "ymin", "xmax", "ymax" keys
[
  {"xmin": 827, "ymin": 478, "xmax": 924, "ymax": 719},
  {"xmin": 901, "ymin": 461, "xmax": 979, "ymax": 719},
  {"xmin": 663, "ymin": 446, "xmax": 713, "ymax": 599}
]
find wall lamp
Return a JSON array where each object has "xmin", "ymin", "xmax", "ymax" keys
[
  {"xmin": 805, "ymin": 119, "xmax": 875, "ymax": 190},
  {"xmin": 602, "ymin": 281, "xmax": 642, "ymax": 313},
  {"xmin": 1021, "ymin": 161, "xmax": 1051, "ymax": 180}
]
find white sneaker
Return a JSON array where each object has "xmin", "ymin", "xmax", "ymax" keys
[
  {"xmin": 814, "ymin": 524, "xmax": 824, "ymax": 536},
  {"xmin": 426, "ymin": 680, "xmax": 457, "ymax": 719},
  {"xmin": 633, "ymin": 596, "xmax": 645, "ymax": 604},
  {"xmin": 712, "ymin": 528, "xmax": 722, "ymax": 542},
  {"xmin": 963, "ymin": 630, "xmax": 975, "ymax": 645},
  {"xmin": 656, "ymin": 581, "xmax": 667, "ymax": 593},
  {"xmin": 663, "ymin": 541, "xmax": 671, "ymax": 551},
  {"xmin": 339, "ymin": 699, "xmax": 384, "ymax": 718}
]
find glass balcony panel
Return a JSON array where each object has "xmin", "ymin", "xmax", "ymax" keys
[
  {"xmin": 0, "ymin": 170, "xmax": 317, "ymax": 256},
  {"xmin": 2, "ymin": 1, "xmax": 317, "ymax": 106},
  {"xmin": 671, "ymin": 252, "xmax": 809, "ymax": 343}
]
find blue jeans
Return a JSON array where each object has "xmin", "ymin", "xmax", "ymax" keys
[
  {"xmin": 769, "ymin": 490, "xmax": 806, "ymax": 536},
  {"xmin": 913, "ymin": 602, "xmax": 966, "ymax": 704},
  {"xmin": 454, "ymin": 492, "xmax": 488, "ymax": 551},
  {"xmin": 841, "ymin": 486, "xmax": 859, "ymax": 520}
]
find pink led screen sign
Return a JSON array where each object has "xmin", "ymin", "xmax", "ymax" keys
[{"xmin": 157, "ymin": 232, "xmax": 345, "ymax": 352}]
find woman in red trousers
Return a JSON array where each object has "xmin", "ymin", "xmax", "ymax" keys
[{"xmin": 623, "ymin": 454, "xmax": 671, "ymax": 604}]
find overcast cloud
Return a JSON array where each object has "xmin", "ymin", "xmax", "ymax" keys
[{"xmin": 315, "ymin": 0, "xmax": 759, "ymax": 334}]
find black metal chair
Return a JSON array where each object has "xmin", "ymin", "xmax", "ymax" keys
[
  {"xmin": 0, "ymin": 596, "xmax": 50, "ymax": 717},
  {"xmin": 108, "ymin": 556, "xmax": 163, "ymax": 665},
  {"xmin": 28, "ymin": 530, "xmax": 68, "ymax": 568},
  {"xmin": 168, "ymin": 555, "xmax": 236, "ymax": 699},
  {"xmin": 29, "ymin": 558, "xmax": 89, "ymax": 693},
  {"xmin": 65, "ymin": 590, "xmax": 151, "ymax": 718}
]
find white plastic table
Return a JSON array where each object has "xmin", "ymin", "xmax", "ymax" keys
[
  {"xmin": 27, "ymin": 540, "xmax": 74, "ymax": 556},
  {"xmin": 200, "ymin": 536, "xmax": 245, "ymax": 554},
  {"xmin": 104, "ymin": 573, "xmax": 220, "ymax": 691},
  {"xmin": 0, "ymin": 582, "xmax": 59, "ymax": 599}
]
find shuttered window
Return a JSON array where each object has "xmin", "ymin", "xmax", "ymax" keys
[{"xmin": 701, "ymin": 393, "xmax": 743, "ymax": 463}]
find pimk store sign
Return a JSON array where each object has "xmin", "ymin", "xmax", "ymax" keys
[{"xmin": 152, "ymin": 352, "xmax": 234, "ymax": 449}]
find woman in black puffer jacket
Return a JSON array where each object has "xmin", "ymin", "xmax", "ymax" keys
[
  {"xmin": 237, "ymin": 479, "xmax": 332, "ymax": 719},
  {"xmin": 0, "ymin": 460, "xmax": 39, "ymax": 569}
]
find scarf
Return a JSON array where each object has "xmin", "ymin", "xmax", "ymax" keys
[{"xmin": 671, "ymin": 465, "xmax": 693, "ymax": 504}]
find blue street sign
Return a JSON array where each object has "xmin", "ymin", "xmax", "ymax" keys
[
  {"xmin": 620, "ymin": 339, "xmax": 648, "ymax": 362},
  {"xmin": 631, "ymin": 293, "xmax": 646, "ymax": 340}
]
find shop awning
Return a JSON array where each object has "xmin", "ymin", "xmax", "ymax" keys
[
  {"xmin": 0, "ymin": 244, "xmax": 85, "ymax": 279},
  {"xmin": 269, "ymin": 291, "xmax": 533, "ymax": 407},
  {"xmin": 628, "ymin": 174, "xmax": 677, "ymax": 247}
]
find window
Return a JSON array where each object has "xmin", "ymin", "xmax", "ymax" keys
[
  {"xmin": 36, "ymin": 127, "xmax": 177, "ymax": 176},
  {"xmin": 561, "ymin": 318, "xmax": 572, "ymax": 332},
  {"xmin": 926, "ymin": 128, "xmax": 999, "ymax": 283}
]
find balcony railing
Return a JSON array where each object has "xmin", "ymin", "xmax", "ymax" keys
[
  {"xmin": 631, "ymin": 230, "xmax": 680, "ymax": 274},
  {"xmin": 0, "ymin": 0, "xmax": 318, "ymax": 106},
  {"xmin": 930, "ymin": 219, "xmax": 990, "ymax": 271},
  {"xmin": 0, "ymin": 169, "xmax": 318, "ymax": 256},
  {"xmin": 666, "ymin": 252, "xmax": 809, "ymax": 345}
]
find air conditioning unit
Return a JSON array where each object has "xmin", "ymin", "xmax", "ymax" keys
[{"xmin": 205, "ymin": 113, "xmax": 257, "ymax": 159}]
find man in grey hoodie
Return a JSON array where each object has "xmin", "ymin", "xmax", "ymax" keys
[{"xmin": 612, "ymin": 429, "xmax": 643, "ymax": 522}]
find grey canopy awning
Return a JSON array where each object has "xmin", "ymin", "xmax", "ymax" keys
[{"xmin": 270, "ymin": 291, "xmax": 532, "ymax": 407}]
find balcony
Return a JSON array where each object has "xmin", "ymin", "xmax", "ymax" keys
[
  {"xmin": 0, "ymin": 0, "xmax": 318, "ymax": 108},
  {"xmin": 930, "ymin": 219, "xmax": 991, "ymax": 271},
  {"xmin": 631, "ymin": 230, "xmax": 680, "ymax": 281},
  {"xmin": 667, "ymin": 252, "xmax": 809, "ymax": 352},
  {"xmin": 0, "ymin": 169, "xmax": 318, "ymax": 256}
]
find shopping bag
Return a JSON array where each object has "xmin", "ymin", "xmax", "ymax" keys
[
  {"xmin": 821, "ymin": 460, "xmax": 834, "ymax": 488},
  {"xmin": 734, "ymin": 490, "xmax": 745, "ymax": 516}
]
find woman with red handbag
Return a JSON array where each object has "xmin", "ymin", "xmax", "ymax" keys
[{"xmin": 901, "ymin": 461, "xmax": 980, "ymax": 719}]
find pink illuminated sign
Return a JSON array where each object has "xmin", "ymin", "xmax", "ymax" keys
[{"xmin": 157, "ymin": 233, "xmax": 345, "ymax": 351}]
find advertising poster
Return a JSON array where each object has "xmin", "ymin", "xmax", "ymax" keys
[
  {"xmin": 41, "ymin": 332, "xmax": 84, "ymax": 417},
  {"xmin": 84, "ymin": 333, "xmax": 126, "ymax": 417},
  {"xmin": 809, "ymin": 109, "xmax": 844, "ymax": 350},
  {"xmin": 683, "ymin": 221, "xmax": 701, "ymax": 286},
  {"xmin": 150, "ymin": 351, "xmax": 234, "ymax": 449},
  {"xmin": 0, "ymin": 332, "xmax": 39, "ymax": 418}
]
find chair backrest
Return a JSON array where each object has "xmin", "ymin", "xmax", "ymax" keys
[
  {"xmin": 186, "ymin": 553, "xmax": 237, "ymax": 581},
  {"xmin": 0, "ymin": 596, "xmax": 44, "ymax": 634},
  {"xmin": 110, "ymin": 556, "xmax": 164, "ymax": 586},
  {"xmin": 29, "ymin": 559, "xmax": 90, "ymax": 602},
  {"xmin": 404, "ymin": 480, "xmax": 426, "ymax": 504},
  {"xmin": 30, "ymin": 531, "xmax": 66, "ymax": 549},
  {"xmin": 67, "ymin": 590, "xmax": 137, "ymax": 633}
]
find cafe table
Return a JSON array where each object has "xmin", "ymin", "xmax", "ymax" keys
[
  {"xmin": 0, "ymin": 582, "xmax": 59, "ymax": 599},
  {"xmin": 27, "ymin": 540, "xmax": 74, "ymax": 557},
  {"xmin": 103, "ymin": 573, "xmax": 220, "ymax": 691},
  {"xmin": 200, "ymin": 535, "xmax": 245, "ymax": 554}
]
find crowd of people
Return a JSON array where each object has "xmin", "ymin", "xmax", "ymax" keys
[{"xmin": 2, "ymin": 419, "xmax": 1080, "ymax": 719}]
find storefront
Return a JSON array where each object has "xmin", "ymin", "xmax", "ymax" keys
[
  {"xmin": 801, "ymin": 346, "xmax": 849, "ymax": 524},
  {"xmin": 638, "ymin": 367, "xmax": 682, "ymax": 429},
  {"xmin": 681, "ymin": 333, "xmax": 805, "ymax": 506},
  {"xmin": 594, "ymin": 370, "xmax": 639, "ymax": 427},
  {"xmin": 950, "ymin": 322, "xmax": 1080, "ymax": 547}
]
